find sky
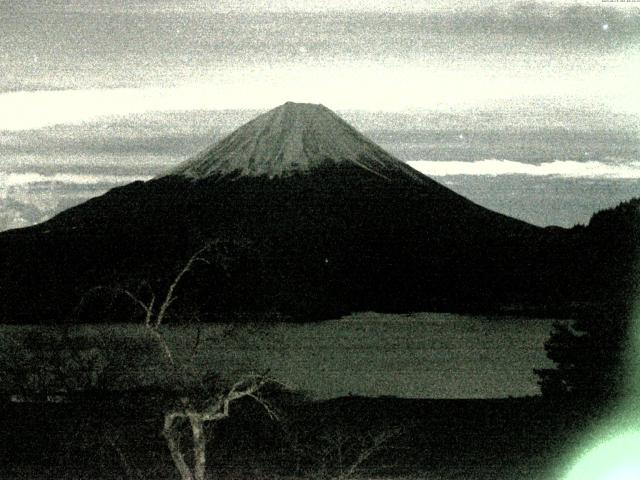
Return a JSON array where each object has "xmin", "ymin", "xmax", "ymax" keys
[
  {"xmin": 0, "ymin": 0, "xmax": 638, "ymax": 228},
  {"xmin": 2, "ymin": 0, "xmax": 639, "ymax": 121}
]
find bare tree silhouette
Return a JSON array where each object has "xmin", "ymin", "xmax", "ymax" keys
[{"xmin": 119, "ymin": 240, "xmax": 280, "ymax": 480}]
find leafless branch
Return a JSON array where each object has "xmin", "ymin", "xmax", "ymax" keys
[
  {"xmin": 122, "ymin": 289, "xmax": 155, "ymax": 326},
  {"xmin": 343, "ymin": 427, "xmax": 402, "ymax": 480},
  {"xmin": 107, "ymin": 239, "xmax": 279, "ymax": 480},
  {"xmin": 247, "ymin": 392, "xmax": 280, "ymax": 420},
  {"xmin": 155, "ymin": 242, "xmax": 214, "ymax": 328},
  {"xmin": 105, "ymin": 431, "xmax": 145, "ymax": 480}
]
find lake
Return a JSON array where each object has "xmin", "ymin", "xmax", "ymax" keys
[
  {"xmin": 1, "ymin": 312, "xmax": 559, "ymax": 400},
  {"xmin": 248, "ymin": 312, "xmax": 558, "ymax": 399}
]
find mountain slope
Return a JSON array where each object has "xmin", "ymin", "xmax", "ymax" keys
[
  {"xmin": 0, "ymin": 103, "xmax": 634, "ymax": 324},
  {"xmin": 166, "ymin": 101, "xmax": 427, "ymax": 183}
]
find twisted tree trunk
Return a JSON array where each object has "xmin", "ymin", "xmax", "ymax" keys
[
  {"xmin": 164, "ymin": 414, "xmax": 195, "ymax": 480},
  {"xmin": 190, "ymin": 416, "xmax": 207, "ymax": 480}
]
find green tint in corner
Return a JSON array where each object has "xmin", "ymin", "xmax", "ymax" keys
[
  {"xmin": 564, "ymin": 431, "xmax": 640, "ymax": 480},
  {"xmin": 565, "ymin": 297, "xmax": 640, "ymax": 480}
]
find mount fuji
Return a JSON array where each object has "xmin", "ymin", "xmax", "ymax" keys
[{"xmin": 0, "ymin": 102, "xmax": 636, "ymax": 324}]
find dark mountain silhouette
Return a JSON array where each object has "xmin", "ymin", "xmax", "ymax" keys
[{"xmin": 0, "ymin": 102, "xmax": 637, "ymax": 324}]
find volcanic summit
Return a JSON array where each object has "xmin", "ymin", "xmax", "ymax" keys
[{"xmin": 166, "ymin": 101, "xmax": 426, "ymax": 182}]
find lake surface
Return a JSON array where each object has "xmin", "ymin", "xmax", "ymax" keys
[
  {"xmin": 1, "ymin": 312, "xmax": 559, "ymax": 400},
  {"xmin": 246, "ymin": 312, "xmax": 558, "ymax": 399}
]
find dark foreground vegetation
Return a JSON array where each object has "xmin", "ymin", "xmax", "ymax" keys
[
  {"xmin": 0, "ymin": 394, "xmax": 605, "ymax": 480},
  {"xmin": 0, "ymin": 287, "xmax": 629, "ymax": 480},
  {"xmin": 0, "ymin": 301, "xmax": 628, "ymax": 480}
]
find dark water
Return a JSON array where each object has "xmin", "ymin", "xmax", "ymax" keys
[
  {"xmin": 1, "ymin": 313, "xmax": 558, "ymax": 400},
  {"xmin": 249, "ymin": 312, "xmax": 558, "ymax": 399}
]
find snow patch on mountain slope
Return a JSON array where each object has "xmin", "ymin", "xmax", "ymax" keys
[{"xmin": 165, "ymin": 102, "xmax": 426, "ymax": 182}]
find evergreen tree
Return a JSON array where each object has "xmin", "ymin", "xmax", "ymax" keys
[
  {"xmin": 536, "ymin": 198, "xmax": 639, "ymax": 410},
  {"xmin": 535, "ymin": 306, "xmax": 631, "ymax": 408}
]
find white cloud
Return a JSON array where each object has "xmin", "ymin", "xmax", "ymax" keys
[
  {"xmin": 0, "ymin": 171, "xmax": 153, "ymax": 231},
  {"xmin": 0, "ymin": 172, "xmax": 151, "ymax": 187},
  {"xmin": 407, "ymin": 159, "xmax": 640, "ymax": 179},
  {"xmin": 1, "ymin": 53, "xmax": 637, "ymax": 131}
]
